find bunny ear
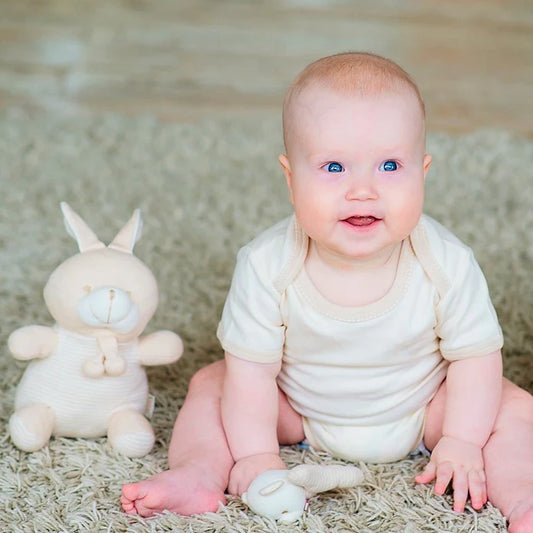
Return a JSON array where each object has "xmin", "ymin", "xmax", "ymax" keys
[
  {"xmin": 258, "ymin": 480, "xmax": 285, "ymax": 497},
  {"xmin": 108, "ymin": 209, "xmax": 143, "ymax": 253},
  {"xmin": 61, "ymin": 202, "xmax": 105, "ymax": 252}
]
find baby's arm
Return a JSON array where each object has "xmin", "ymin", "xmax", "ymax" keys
[
  {"xmin": 416, "ymin": 350, "xmax": 502, "ymax": 512},
  {"xmin": 221, "ymin": 352, "xmax": 285, "ymax": 496}
]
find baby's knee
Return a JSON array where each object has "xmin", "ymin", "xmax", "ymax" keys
[
  {"xmin": 188, "ymin": 360, "xmax": 226, "ymax": 393},
  {"xmin": 501, "ymin": 379, "xmax": 533, "ymax": 421}
]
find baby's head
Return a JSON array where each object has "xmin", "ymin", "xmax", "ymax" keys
[
  {"xmin": 279, "ymin": 52, "xmax": 432, "ymax": 261},
  {"xmin": 282, "ymin": 52, "xmax": 426, "ymax": 156}
]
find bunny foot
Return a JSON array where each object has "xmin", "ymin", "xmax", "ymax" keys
[
  {"xmin": 10, "ymin": 404, "xmax": 54, "ymax": 452},
  {"xmin": 108, "ymin": 409, "xmax": 155, "ymax": 457}
]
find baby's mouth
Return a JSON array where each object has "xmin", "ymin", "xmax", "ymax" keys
[{"xmin": 343, "ymin": 216, "xmax": 379, "ymax": 227}]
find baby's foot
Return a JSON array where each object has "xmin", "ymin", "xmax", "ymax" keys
[
  {"xmin": 508, "ymin": 497, "xmax": 533, "ymax": 533},
  {"xmin": 121, "ymin": 464, "xmax": 226, "ymax": 517}
]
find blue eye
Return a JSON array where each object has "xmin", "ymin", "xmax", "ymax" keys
[
  {"xmin": 380, "ymin": 160, "xmax": 398, "ymax": 172},
  {"xmin": 325, "ymin": 162, "xmax": 344, "ymax": 173}
]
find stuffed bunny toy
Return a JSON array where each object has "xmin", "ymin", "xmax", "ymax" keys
[
  {"xmin": 242, "ymin": 464, "xmax": 364, "ymax": 523},
  {"xmin": 8, "ymin": 202, "xmax": 183, "ymax": 457}
]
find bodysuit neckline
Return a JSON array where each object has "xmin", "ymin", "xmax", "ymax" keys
[{"xmin": 292, "ymin": 228, "xmax": 415, "ymax": 323}]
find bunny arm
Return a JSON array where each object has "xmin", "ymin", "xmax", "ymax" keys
[
  {"xmin": 8, "ymin": 325, "xmax": 58, "ymax": 360},
  {"xmin": 138, "ymin": 330, "xmax": 184, "ymax": 365}
]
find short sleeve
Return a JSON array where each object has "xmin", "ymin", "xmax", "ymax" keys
[
  {"xmin": 436, "ymin": 249, "xmax": 503, "ymax": 361},
  {"xmin": 216, "ymin": 245, "xmax": 285, "ymax": 363}
]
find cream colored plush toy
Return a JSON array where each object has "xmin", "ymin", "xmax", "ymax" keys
[
  {"xmin": 8, "ymin": 202, "xmax": 183, "ymax": 457},
  {"xmin": 242, "ymin": 464, "xmax": 364, "ymax": 523}
]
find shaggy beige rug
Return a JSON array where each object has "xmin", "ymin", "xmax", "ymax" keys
[{"xmin": 1, "ymin": 107, "xmax": 531, "ymax": 532}]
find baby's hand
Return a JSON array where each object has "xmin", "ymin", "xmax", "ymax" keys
[
  {"xmin": 228, "ymin": 453, "xmax": 286, "ymax": 496},
  {"xmin": 415, "ymin": 435, "xmax": 487, "ymax": 512}
]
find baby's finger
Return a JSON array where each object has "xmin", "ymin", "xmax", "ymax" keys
[
  {"xmin": 467, "ymin": 470, "xmax": 487, "ymax": 510},
  {"xmin": 227, "ymin": 471, "xmax": 244, "ymax": 496},
  {"xmin": 452, "ymin": 469, "xmax": 468, "ymax": 513},
  {"xmin": 415, "ymin": 461, "xmax": 436, "ymax": 485},
  {"xmin": 227, "ymin": 477, "xmax": 238, "ymax": 496},
  {"xmin": 434, "ymin": 462, "xmax": 454, "ymax": 496}
]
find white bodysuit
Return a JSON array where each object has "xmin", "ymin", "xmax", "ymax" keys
[{"xmin": 217, "ymin": 215, "xmax": 503, "ymax": 462}]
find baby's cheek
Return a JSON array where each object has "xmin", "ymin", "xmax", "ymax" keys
[{"xmin": 394, "ymin": 198, "xmax": 424, "ymax": 233}]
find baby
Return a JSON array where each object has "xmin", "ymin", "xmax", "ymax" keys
[{"xmin": 121, "ymin": 52, "xmax": 533, "ymax": 531}]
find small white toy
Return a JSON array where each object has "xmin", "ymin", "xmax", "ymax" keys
[
  {"xmin": 8, "ymin": 202, "xmax": 183, "ymax": 457},
  {"xmin": 242, "ymin": 469, "xmax": 306, "ymax": 524},
  {"xmin": 242, "ymin": 464, "xmax": 364, "ymax": 523}
]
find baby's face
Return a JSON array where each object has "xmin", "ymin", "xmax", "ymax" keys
[{"xmin": 280, "ymin": 86, "xmax": 432, "ymax": 262}]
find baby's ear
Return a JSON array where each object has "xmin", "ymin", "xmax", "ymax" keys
[
  {"xmin": 278, "ymin": 154, "xmax": 291, "ymax": 179},
  {"xmin": 108, "ymin": 209, "xmax": 143, "ymax": 253},
  {"xmin": 423, "ymin": 153, "xmax": 432, "ymax": 179},
  {"xmin": 278, "ymin": 154, "xmax": 295, "ymax": 204},
  {"xmin": 61, "ymin": 202, "xmax": 105, "ymax": 252}
]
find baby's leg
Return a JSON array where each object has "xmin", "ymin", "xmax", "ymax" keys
[
  {"xmin": 277, "ymin": 387, "xmax": 305, "ymax": 445},
  {"xmin": 424, "ymin": 378, "xmax": 533, "ymax": 531},
  {"xmin": 121, "ymin": 360, "xmax": 232, "ymax": 517},
  {"xmin": 121, "ymin": 364, "xmax": 305, "ymax": 517},
  {"xmin": 483, "ymin": 379, "xmax": 533, "ymax": 532}
]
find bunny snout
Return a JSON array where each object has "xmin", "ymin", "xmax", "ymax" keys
[{"xmin": 77, "ymin": 286, "xmax": 140, "ymax": 333}]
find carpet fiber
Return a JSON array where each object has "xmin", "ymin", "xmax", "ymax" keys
[{"xmin": 1, "ymin": 108, "xmax": 532, "ymax": 532}]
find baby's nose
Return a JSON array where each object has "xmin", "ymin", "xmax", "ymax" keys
[{"xmin": 345, "ymin": 173, "xmax": 377, "ymax": 201}]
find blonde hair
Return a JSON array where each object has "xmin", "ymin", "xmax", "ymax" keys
[{"xmin": 282, "ymin": 52, "xmax": 425, "ymax": 152}]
